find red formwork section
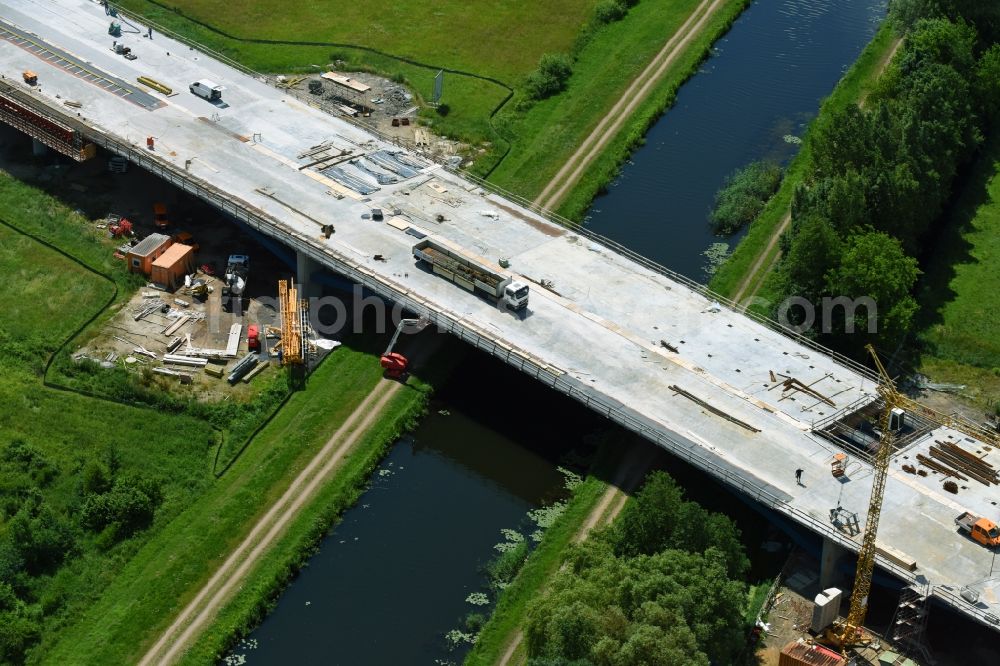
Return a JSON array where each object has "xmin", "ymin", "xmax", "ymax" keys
[{"xmin": 0, "ymin": 90, "xmax": 90, "ymax": 160}]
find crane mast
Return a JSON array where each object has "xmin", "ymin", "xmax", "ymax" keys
[{"xmin": 834, "ymin": 345, "xmax": 896, "ymax": 647}]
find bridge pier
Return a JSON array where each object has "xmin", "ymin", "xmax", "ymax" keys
[
  {"xmin": 32, "ymin": 138, "xmax": 47, "ymax": 156},
  {"xmin": 819, "ymin": 536, "xmax": 847, "ymax": 589},
  {"xmin": 296, "ymin": 250, "xmax": 321, "ymax": 300}
]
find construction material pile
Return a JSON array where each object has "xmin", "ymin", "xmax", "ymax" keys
[{"xmin": 916, "ymin": 440, "xmax": 998, "ymax": 486}]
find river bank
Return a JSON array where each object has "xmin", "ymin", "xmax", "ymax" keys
[{"xmin": 583, "ymin": 0, "xmax": 888, "ymax": 281}]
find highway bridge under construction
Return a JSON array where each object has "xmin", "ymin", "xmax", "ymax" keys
[{"xmin": 2, "ymin": 0, "xmax": 1000, "ymax": 640}]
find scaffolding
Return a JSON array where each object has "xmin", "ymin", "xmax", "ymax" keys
[
  {"xmin": 0, "ymin": 89, "xmax": 95, "ymax": 160},
  {"xmin": 278, "ymin": 279, "xmax": 308, "ymax": 366}
]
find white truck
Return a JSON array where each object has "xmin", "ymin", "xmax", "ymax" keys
[
  {"xmin": 189, "ymin": 79, "xmax": 224, "ymax": 102},
  {"xmin": 413, "ymin": 239, "xmax": 528, "ymax": 311}
]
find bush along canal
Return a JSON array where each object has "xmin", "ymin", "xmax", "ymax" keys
[
  {"xmin": 222, "ymin": 352, "xmax": 607, "ymax": 665},
  {"xmin": 584, "ymin": 0, "xmax": 887, "ymax": 280}
]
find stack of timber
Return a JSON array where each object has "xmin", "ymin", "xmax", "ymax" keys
[{"xmin": 919, "ymin": 440, "xmax": 998, "ymax": 486}]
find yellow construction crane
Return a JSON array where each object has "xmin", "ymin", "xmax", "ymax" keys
[
  {"xmin": 826, "ymin": 345, "xmax": 999, "ymax": 652},
  {"xmin": 826, "ymin": 344, "xmax": 897, "ymax": 650}
]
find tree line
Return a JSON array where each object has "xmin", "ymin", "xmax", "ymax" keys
[
  {"xmin": 523, "ymin": 471, "xmax": 751, "ymax": 666},
  {"xmin": 775, "ymin": 0, "xmax": 1000, "ymax": 354},
  {"xmin": 0, "ymin": 439, "xmax": 163, "ymax": 662}
]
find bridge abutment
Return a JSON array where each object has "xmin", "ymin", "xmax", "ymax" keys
[
  {"xmin": 820, "ymin": 536, "xmax": 847, "ymax": 589},
  {"xmin": 296, "ymin": 250, "xmax": 321, "ymax": 299}
]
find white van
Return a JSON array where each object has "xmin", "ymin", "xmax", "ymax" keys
[{"xmin": 189, "ymin": 80, "xmax": 224, "ymax": 101}]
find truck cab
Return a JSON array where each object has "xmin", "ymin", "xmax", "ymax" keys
[
  {"xmin": 970, "ymin": 518, "xmax": 1000, "ymax": 547},
  {"xmin": 956, "ymin": 511, "xmax": 1000, "ymax": 547},
  {"xmin": 503, "ymin": 281, "xmax": 529, "ymax": 311},
  {"xmin": 189, "ymin": 79, "xmax": 224, "ymax": 102}
]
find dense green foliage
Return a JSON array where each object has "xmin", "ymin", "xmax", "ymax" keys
[
  {"xmin": 709, "ymin": 22, "xmax": 898, "ymax": 299},
  {"xmin": 524, "ymin": 472, "xmax": 748, "ymax": 666},
  {"xmin": 709, "ymin": 161, "xmax": 783, "ymax": 234},
  {"xmin": 773, "ymin": 4, "xmax": 1000, "ymax": 351},
  {"xmin": 913, "ymin": 131, "xmax": 1000, "ymax": 406},
  {"xmin": 526, "ymin": 54, "xmax": 575, "ymax": 101}
]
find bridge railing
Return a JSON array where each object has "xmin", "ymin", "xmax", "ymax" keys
[
  {"xmin": 113, "ymin": 1, "xmax": 878, "ymax": 385},
  {"xmin": 52, "ymin": 108, "xmax": 999, "ymax": 629}
]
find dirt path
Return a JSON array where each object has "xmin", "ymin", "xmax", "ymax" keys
[
  {"xmin": 860, "ymin": 36, "xmax": 903, "ymax": 109},
  {"xmin": 495, "ymin": 444, "xmax": 658, "ymax": 666},
  {"xmin": 139, "ymin": 380, "xmax": 403, "ymax": 666},
  {"xmin": 730, "ymin": 210, "xmax": 791, "ymax": 308},
  {"xmin": 729, "ymin": 37, "xmax": 904, "ymax": 308},
  {"xmin": 534, "ymin": 0, "xmax": 729, "ymax": 211}
]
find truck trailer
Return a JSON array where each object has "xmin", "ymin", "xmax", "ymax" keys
[{"xmin": 412, "ymin": 239, "xmax": 528, "ymax": 311}]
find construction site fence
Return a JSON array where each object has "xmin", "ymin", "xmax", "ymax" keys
[
  {"xmin": 112, "ymin": 2, "xmax": 877, "ymax": 386},
  {"xmin": 18, "ymin": 93, "xmax": 990, "ymax": 631}
]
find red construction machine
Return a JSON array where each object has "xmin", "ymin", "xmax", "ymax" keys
[{"xmin": 380, "ymin": 317, "xmax": 429, "ymax": 380}]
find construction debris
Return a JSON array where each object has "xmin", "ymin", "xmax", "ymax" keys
[
  {"xmin": 163, "ymin": 314, "xmax": 191, "ymax": 336},
  {"xmin": 163, "ymin": 354, "xmax": 208, "ymax": 367},
  {"xmin": 926, "ymin": 440, "xmax": 998, "ymax": 486},
  {"xmin": 669, "ymin": 384, "xmax": 761, "ymax": 433}
]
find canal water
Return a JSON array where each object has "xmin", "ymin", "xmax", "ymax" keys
[
  {"xmin": 585, "ymin": 0, "xmax": 887, "ymax": 280},
  {"xmin": 225, "ymin": 351, "xmax": 606, "ymax": 665}
]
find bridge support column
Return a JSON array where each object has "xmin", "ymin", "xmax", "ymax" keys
[
  {"xmin": 296, "ymin": 251, "xmax": 321, "ymax": 299},
  {"xmin": 32, "ymin": 138, "xmax": 47, "ymax": 156},
  {"xmin": 819, "ymin": 536, "xmax": 846, "ymax": 589}
]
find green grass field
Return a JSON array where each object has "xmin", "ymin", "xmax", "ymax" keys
[
  {"xmin": 0, "ymin": 171, "xmax": 437, "ymax": 663},
  {"xmin": 915, "ymin": 132, "xmax": 1000, "ymax": 407},
  {"xmin": 486, "ymin": 0, "xmax": 705, "ymax": 194},
  {"xmin": 138, "ymin": 0, "xmax": 595, "ymax": 82},
  {"xmin": 709, "ymin": 22, "xmax": 897, "ymax": 302},
  {"xmin": 115, "ymin": 0, "xmax": 740, "ymax": 204}
]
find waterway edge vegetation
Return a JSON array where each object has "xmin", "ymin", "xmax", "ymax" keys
[
  {"xmin": 463, "ymin": 441, "xmax": 623, "ymax": 666},
  {"xmin": 716, "ymin": 1, "xmax": 1000, "ymax": 365},
  {"xmin": 708, "ymin": 20, "xmax": 898, "ymax": 300}
]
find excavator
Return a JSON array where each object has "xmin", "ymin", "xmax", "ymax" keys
[{"xmin": 380, "ymin": 317, "xmax": 429, "ymax": 379}]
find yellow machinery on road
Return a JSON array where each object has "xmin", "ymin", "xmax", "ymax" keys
[{"xmin": 278, "ymin": 279, "xmax": 306, "ymax": 366}]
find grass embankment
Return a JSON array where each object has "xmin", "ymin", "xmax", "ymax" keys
[
  {"xmin": 708, "ymin": 22, "xmax": 897, "ymax": 304},
  {"xmin": 551, "ymin": 0, "xmax": 752, "ymax": 219},
  {"xmin": 465, "ymin": 476, "xmax": 608, "ymax": 666},
  {"xmin": 915, "ymin": 132, "xmax": 1000, "ymax": 407},
  {"xmin": 44, "ymin": 348, "xmax": 434, "ymax": 664},
  {"xmin": 114, "ymin": 0, "xmax": 590, "ymax": 155},
  {"xmin": 115, "ymin": 0, "xmax": 746, "ymax": 208},
  {"xmin": 463, "ymin": 444, "xmax": 625, "ymax": 666},
  {"xmin": 487, "ymin": 0, "xmax": 736, "ymax": 195}
]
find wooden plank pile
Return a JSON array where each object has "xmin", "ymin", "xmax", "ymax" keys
[{"xmin": 917, "ymin": 440, "xmax": 998, "ymax": 486}]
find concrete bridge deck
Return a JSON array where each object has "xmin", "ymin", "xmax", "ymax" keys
[{"xmin": 2, "ymin": 0, "xmax": 999, "ymax": 631}]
